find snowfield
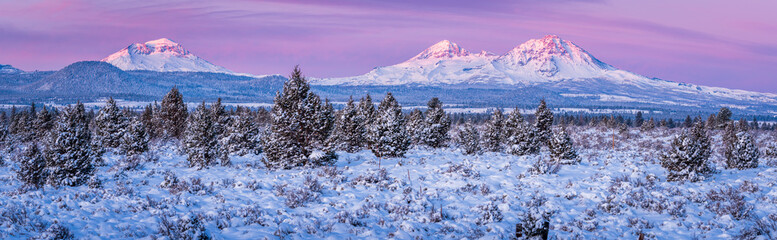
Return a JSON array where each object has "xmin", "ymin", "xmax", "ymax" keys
[{"xmin": 1, "ymin": 126, "xmax": 776, "ymax": 239}]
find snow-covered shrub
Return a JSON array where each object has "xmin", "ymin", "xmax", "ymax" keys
[
  {"xmin": 706, "ymin": 186, "xmax": 753, "ymax": 220},
  {"xmin": 724, "ymin": 131, "xmax": 759, "ymax": 169},
  {"xmin": 274, "ymin": 181, "xmax": 321, "ymax": 209},
  {"xmin": 516, "ymin": 194, "xmax": 553, "ymax": 239},
  {"xmin": 504, "ymin": 109, "xmax": 540, "ymax": 156},
  {"xmin": 455, "ymin": 121, "xmax": 481, "ymax": 155},
  {"xmin": 764, "ymin": 143, "xmax": 777, "ymax": 158},
  {"xmin": 159, "ymin": 171, "xmax": 189, "ymax": 195},
  {"xmin": 474, "ymin": 201, "xmax": 503, "ymax": 225},
  {"xmin": 14, "ymin": 145, "xmax": 46, "ymax": 188},
  {"xmin": 443, "ymin": 161, "xmax": 480, "ymax": 178},
  {"xmin": 157, "ymin": 213, "xmax": 210, "ymax": 240},
  {"xmin": 548, "ymin": 129, "xmax": 578, "ymax": 164},
  {"xmin": 528, "ymin": 158, "xmax": 561, "ymax": 175},
  {"xmin": 33, "ymin": 222, "xmax": 74, "ymax": 240},
  {"xmin": 367, "ymin": 93, "xmax": 410, "ymax": 158},
  {"xmin": 188, "ymin": 177, "xmax": 212, "ymax": 195},
  {"xmin": 660, "ymin": 122, "xmax": 714, "ymax": 181},
  {"xmin": 737, "ymin": 213, "xmax": 777, "ymax": 240},
  {"xmin": 352, "ymin": 168, "xmax": 393, "ymax": 190}
]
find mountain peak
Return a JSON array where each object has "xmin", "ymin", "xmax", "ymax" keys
[
  {"xmin": 408, "ymin": 40, "xmax": 471, "ymax": 61},
  {"xmin": 101, "ymin": 38, "xmax": 232, "ymax": 73},
  {"xmin": 498, "ymin": 35, "xmax": 613, "ymax": 77}
]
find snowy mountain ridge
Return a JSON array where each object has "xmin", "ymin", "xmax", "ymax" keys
[{"xmin": 101, "ymin": 38, "xmax": 234, "ymax": 74}]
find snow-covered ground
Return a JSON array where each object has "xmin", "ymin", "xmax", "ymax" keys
[{"xmin": 1, "ymin": 126, "xmax": 776, "ymax": 239}]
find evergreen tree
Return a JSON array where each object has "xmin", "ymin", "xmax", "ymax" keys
[
  {"xmin": 329, "ymin": 97, "xmax": 365, "ymax": 153},
  {"xmin": 210, "ymin": 98, "xmax": 230, "ymax": 163},
  {"xmin": 15, "ymin": 144, "xmax": 47, "ymax": 189},
  {"xmin": 159, "ymin": 87, "xmax": 188, "ymax": 139},
  {"xmin": 717, "ymin": 107, "xmax": 732, "ymax": 127},
  {"xmin": 34, "ymin": 105, "xmax": 55, "ymax": 139},
  {"xmin": 504, "ymin": 108, "xmax": 540, "ymax": 156},
  {"xmin": 660, "ymin": 122, "xmax": 713, "ymax": 181},
  {"xmin": 93, "ymin": 97, "xmax": 129, "ymax": 148},
  {"xmin": 641, "ymin": 118, "xmax": 655, "ymax": 131},
  {"xmin": 635, "ymin": 111, "xmax": 644, "ymax": 127},
  {"xmin": 183, "ymin": 102, "xmax": 220, "ymax": 169},
  {"xmin": 223, "ymin": 107, "xmax": 261, "ymax": 156},
  {"xmin": 706, "ymin": 114, "xmax": 718, "ymax": 130},
  {"xmin": 263, "ymin": 67, "xmax": 335, "ymax": 169},
  {"xmin": 120, "ymin": 118, "xmax": 150, "ymax": 156},
  {"xmin": 367, "ymin": 92, "xmax": 410, "ymax": 158},
  {"xmin": 44, "ymin": 102, "xmax": 99, "ymax": 187},
  {"xmin": 684, "ymin": 115, "xmax": 693, "ymax": 128},
  {"xmin": 723, "ymin": 126, "xmax": 759, "ymax": 169},
  {"xmin": 140, "ymin": 103, "xmax": 158, "ymax": 139},
  {"xmin": 482, "ymin": 109, "xmax": 505, "ymax": 152},
  {"xmin": 455, "ymin": 121, "xmax": 481, "ymax": 155},
  {"xmin": 534, "ymin": 100, "xmax": 554, "ymax": 144},
  {"xmin": 357, "ymin": 94, "xmax": 376, "ymax": 148},
  {"xmin": 405, "ymin": 109, "xmax": 426, "ymax": 146},
  {"xmin": 422, "ymin": 97, "xmax": 450, "ymax": 148},
  {"xmin": 548, "ymin": 129, "xmax": 578, "ymax": 164}
]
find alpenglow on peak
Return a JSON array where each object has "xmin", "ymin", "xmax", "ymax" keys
[
  {"xmin": 101, "ymin": 38, "xmax": 233, "ymax": 73},
  {"xmin": 407, "ymin": 40, "xmax": 471, "ymax": 61}
]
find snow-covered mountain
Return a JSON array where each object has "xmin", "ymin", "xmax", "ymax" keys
[
  {"xmin": 0, "ymin": 64, "xmax": 23, "ymax": 74},
  {"xmin": 101, "ymin": 38, "xmax": 234, "ymax": 74}
]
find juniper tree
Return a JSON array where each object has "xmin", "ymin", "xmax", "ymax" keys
[
  {"xmin": 456, "ymin": 121, "xmax": 481, "ymax": 155},
  {"xmin": 329, "ymin": 97, "xmax": 365, "ymax": 153},
  {"xmin": 717, "ymin": 107, "xmax": 732, "ymax": 127},
  {"xmin": 159, "ymin": 87, "xmax": 188, "ymax": 139},
  {"xmin": 635, "ymin": 111, "xmax": 644, "ymax": 128},
  {"xmin": 140, "ymin": 103, "xmax": 159, "ymax": 139},
  {"xmin": 120, "ymin": 118, "xmax": 150, "ymax": 156},
  {"xmin": 34, "ymin": 105, "xmax": 55, "ymax": 139},
  {"xmin": 183, "ymin": 102, "xmax": 220, "ymax": 169},
  {"xmin": 405, "ymin": 109, "xmax": 426, "ymax": 146},
  {"xmin": 210, "ymin": 98, "xmax": 230, "ymax": 163},
  {"xmin": 44, "ymin": 102, "xmax": 100, "ymax": 187},
  {"xmin": 368, "ymin": 92, "xmax": 410, "ymax": 158},
  {"xmin": 93, "ymin": 97, "xmax": 129, "ymax": 148},
  {"xmin": 660, "ymin": 122, "xmax": 713, "ymax": 181},
  {"xmin": 504, "ymin": 108, "xmax": 540, "ymax": 156},
  {"xmin": 641, "ymin": 118, "xmax": 655, "ymax": 131},
  {"xmin": 15, "ymin": 144, "xmax": 47, "ymax": 189},
  {"xmin": 422, "ymin": 97, "xmax": 451, "ymax": 148},
  {"xmin": 684, "ymin": 115, "xmax": 693, "ymax": 128},
  {"xmin": 482, "ymin": 109, "xmax": 505, "ymax": 152},
  {"xmin": 223, "ymin": 107, "xmax": 261, "ymax": 156},
  {"xmin": 723, "ymin": 125, "xmax": 759, "ymax": 169},
  {"xmin": 357, "ymin": 94, "xmax": 376, "ymax": 148},
  {"xmin": 534, "ymin": 100, "xmax": 554, "ymax": 144},
  {"xmin": 263, "ymin": 67, "xmax": 334, "ymax": 169},
  {"xmin": 548, "ymin": 128, "xmax": 578, "ymax": 164}
]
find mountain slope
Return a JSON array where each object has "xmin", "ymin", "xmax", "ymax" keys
[
  {"xmin": 102, "ymin": 38, "xmax": 234, "ymax": 74},
  {"xmin": 0, "ymin": 64, "xmax": 23, "ymax": 74}
]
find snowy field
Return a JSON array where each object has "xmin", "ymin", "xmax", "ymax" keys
[{"xmin": 1, "ymin": 126, "xmax": 777, "ymax": 239}]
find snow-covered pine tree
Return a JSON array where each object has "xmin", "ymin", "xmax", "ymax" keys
[
  {"xmin": 223, "ymin": 107, "xmax": 260, "ymax": 156},
  {"xmin": 329, "ymin": 97, "xmax": 365, "ymax": 153},
  {"xmin": 504, "ymin": 108, "xmax": 540, "ymax": 156},
  {"xmin": 210, "ymin": 98, "xmax": 230, "ymax": 165},
  {"xmin": 120, "ymin": 118, "xmax": 150, "ymax": 156},
  {"xmin": 660, "ymin": 122, "xmax": 714, "ymax": 181},
  {"xmin": 723, "ymin": 127, "xmax": 759, "ymax": 169},
  {"xmin": 422, "ymin": 97, "xmax": 451, "ymax": 148},
  {"xmin": 357, "ymin": 94, "xmax": 376, "ymax": 149},
  {"xmin": 93, "ymin": 97, "xmax": 129, "ymax": 148},
  {"xmin": 140, "ymin": 103, "xmax": 158, "ymax": 139},
  {"xmin": 34, "ymin": 105, "xmax": 55, "ymax": 140},
  {"xmin": 310, "ymin": 98, "xmax": 335, "ymax": 147},
  {"xmin": 368, "ymin": 92, "xmax": 410, "ymax": 158},
  {"xmin": 44, "ymin": 102, "xmax": 100, "ymax": 187},
  {"xmin": 640, "ymin": 118, "xmax": 655, "ymax": 131},
  {"xmin": 183, "ymin": 102, "xmax": 220, "ymax": 169},
  {"xmin": 717, "ymin": 107, "xmax": 732, "ymax": 128},
  {"xmin": 263, "ymin": 67, "xmax": 334, "ymax": 169},
  {"xmin": 159, "ymin": 87, "xmax": 188, "ymax": 139},
  {"xmin": 534, "ymin": 100, "xmax": 554, "ymax": 144},
  {"xmin": 482, "ymin": 109, "xmax": 505, "ymax": 152},
  {"xmin": 548, "ymin": 128, "xmax": 578, "ymax": 164},
  {"xmin": 405, "ymin": 109, "xmax": 426, "ymax": 146},
  {"xmin": 635, "ymin": 111, "xmax": 644, "ymax": 127},
  {"xmin": 684, "ymin": 115, "xmax": 693, "ymax": 128},
  {"xmin": 15, "ymin": 144, "xmax": 47, "ymax": 188},
  {"xmin": 456, "ymin": 121, "xmax": 481, "ymax": 155}
]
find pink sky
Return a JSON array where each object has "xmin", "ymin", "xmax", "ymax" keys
[{"xmin": 1, "ymin": 0, "xmax": 776, "ymax": 92}]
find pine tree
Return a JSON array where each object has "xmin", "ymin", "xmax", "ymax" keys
[
  {"xmin": 357, "ymin": 94, "xmax": 376, "ymax": 149},
  {"xmin": 635, "ymin": 111, "xmax": 644, "ymax": 127},
  {"xmin": 93, "ymin": 97, "xmax": 129, "ymax": 148},
  {"xmin": 183, "ymin": 102, "xmax": 220, "ymax": 169},
  {"xmin": 660, "ymin": 122, "xmax": 713, "ymax": 181},
  {"xmin": 44, "ymin": 102, "xmax": 99, "ymax": 187},
  {"xmin": 34, "ymin": 105, "xmax": 55, "ymax": 140},
  {"xmin": 329, "ymin": 97, "xmax": 365, "ymax": 153},
  {"xmin": 684, "ymin": 115, "xmax": 693, "ymax": 128},
  {"xmin": 223, "ymin": 107, "xmax": 261, "ymax": 156},
  {"xmin": 120, "ymin": 118, "xmax": 150, "ymax": 156},
  {"xmin": 640, "ymin": 118, "xmax": 655, "ymax": 131},
  {"xmin": 723, "ymin": 127, "xmax": 759, "ymax": 169},
  {"xmin": 482, "ymin": 109, "xmax": 505, "ymax": 152},
  {"xmin": 455, "ymin": 121, "xmax": 481, "ymax": 155},
  {"xmin": 210, "ymin": 98, "xmax": 230, "ymax": 164},
  {"xmin": 405, "ymin": 109, "xmax": 426, "ymax": 146},
  {"xmin": 141, "ymin": 103, "xmax": 158, "ymax": 139},
  {"xmin": 422, "ymin": 97, "xmax": 450, "ymax": 148},
  {"xmin": 15, "ymin": 144, "xmax": 47, "ymax": 189},
  {"xmin": 504, "ymin": 108, "xmax": 540, "ymax": 156},
  {"xmin": 548, "ymin": 129, "xmax": 578, "ymax": 164},
  {"xmin": 717, "ymin": 107, "xmax": 732, "ymax": 127},
  {"xmin": 263, "ymin": 67, "xmax": 334, "ymax": 169},
  {"xmin": 367, "ymin": 92, "xmax": 410, "ymax": 158},
  {"xmin": 534, "ymin": 100, "xmax": 554, "ymax": 144},
  {"xmin": 159, "ymin": 87, "xmax": 188, "ymax": 139}
]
